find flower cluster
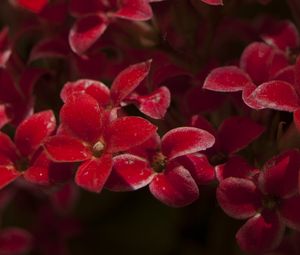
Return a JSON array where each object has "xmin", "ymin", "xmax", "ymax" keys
[{"xmin": 1, "ymin": 0, "xmax": 300, "ymax": 254}]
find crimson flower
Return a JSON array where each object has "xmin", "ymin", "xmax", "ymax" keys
[
  {"xmin": 0, "ymin": 110, "xmax": 57, "ymax": 189},
  {"xmin": 44, "ymin": 92, "xmax": 157, "ymax": 193},
  {"xmin": 68, "ymin": 0, "xmax": 153, "ymax": 54},
  {"xmin": 105, "ymin": 127, "xmax": 215, "ymax": 207},
  {"xmin": 217, "ymin": 150, "xmax": 300, "ymax": 253},
  {"xmin": 61, "ymin": 60, "xmax": 171, "ymax": 119}
]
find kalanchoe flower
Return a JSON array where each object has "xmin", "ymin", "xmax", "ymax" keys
[
  {"xmin": 68, "ymin": 0, "xmax": 153, "ymax": 54},
  {"xmin": 190, "ymin": 115, "xmax": 264, "ymax": 181},
  {"xmin": 105, "ymin": 127, "xmax": 215, "ymax": 207},
  {"xmin": 61, "ymin": 60, "xmax": 171, "ymax": 119},
  {"xmin": 0, "ymin": 110, "xmax": 57, "ymax": 188},
  {"xmin": 44, "ymin": 92, "xmax": 157, "ymax": 193},
  {"xmin": 217, "ymin": 150, "xmax": 300, "ymax": 253}
]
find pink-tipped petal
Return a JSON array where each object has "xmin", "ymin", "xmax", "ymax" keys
[
  {"xmin": 15, "ymin": 110, "xmax": 56, "ymax": 157},
  {"xmin": 0, "ymin": 228, "xmax": 32, "ymax": 255},
  {"xmin": 105, "ymin": 116, "xmax": 157, "ymax": 153},
  {"xmin": 261, "ymin": 21, "xmax": 300, "ymax": 51},
  {"xmin": 236, "ymin": 211, "xmax": 285, "ymax": 254},
  {"xmin": 203, "ymin": 66, "xmax": 251, "ymax": 92},
  {"xmin": 60, "ymin": 93, "xmax": 103, "ymax": 143},
  {"xmin": 249, "ymin": 81, "xmax": 300, "ymax": 112},
  {"xmin": 279, "ymin": 195, "xmax": 300, "ymax": 231},
  {"xmin": 218, "ymin": 116, "xmax": 265, "ymax": 154},
  {"xmin": 110, "ymin": 60, "xmax": 152, "ymax": 105},
  {"xmin": 161, "ymin": 127, "xmax": 215, "ymax": 160},
  {"xmin": 44, "ymin": 135, "xmax": 91, "ymax": 162},
  {"xmin": 242, "ymin": 83, "xmax": 265, "ymax": 110},
  {"xmin": 113, "ymin": 0, "xmax": 153, "ymax": 21},
  {"xmin": 69, "ymin": 14, "xmax": 108, "ymax": 55},
  {"xmin": 176, "ymin": 153, "xmax": 215, "ymax": 185},
  {"xmin": 149, "ymin": 166, "xmax": 199, "ymax": 207},
  {"xmin": 15, "ymin": 0, "xmax": 48, "ymax": 13},
  {"xmin": 136, "ymin": 86, "xmax": 171, "ymax": 119},
  {"xmin": 201, "ymin": 0, "xmax": 223, "ymax": 5},
  {"xmin": 217, "ymin": 177, "xmax": 261, "ymax": 219},
  {"xmin": 215, "ymin": 155, "xmax": 256, "ymax": 181},
  {"xmin": 240, "ymin": 42, "xmax": 274, "ymax": 84},
  {"xmin": 75, "ymin": 154, "xmax": 112, "ymax": 193},
  {"xmin": 259, "ymin": 150, "xmax": 300, "ymax": 198},
  {"xmin": 61, "ymin": 79, "xmax": 110, "ymax": 106},
  {"xmin": 105, "ymin": 154, "xmax": 154, "ymax": 191}
]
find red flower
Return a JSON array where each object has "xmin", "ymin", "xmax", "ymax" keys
[
  {"xmin": 44, "ymin": 92, "xmax": 157, "ymax": 193},
  {"xmin": 68, "ymin": 0, "xmax": 153, "ymax": 54},
  {"xmin": 60, "ymin": 60, "xmax": 171, "ymax": 119},
  {"xmin": 105, "ymin": 127, "xmax": 215, "ymax": 207},
  {"xmin": 0, "ymin": 110, "xmax": 57, "ymax": 188},
  {"xmin": 217, "ymin": 150, "xmax": 300, "ymax": 253}
]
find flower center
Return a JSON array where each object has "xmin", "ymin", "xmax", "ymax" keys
[
  {"xmin": 262, "ymin": 196, "xmax": 279, "ymax": 211},
  {"xmin": 15, "ymin": 157, "xmax": 29, "ymax": 172},
  {"xmin": 92, "ymin": 141, "xmax": 105, "ymax": 158},
  {"xmin": 151, "ymin": 152, "xmax": 167, "ymax": 173}
]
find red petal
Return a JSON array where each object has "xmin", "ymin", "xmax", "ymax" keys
[
  {"xmin": 136, "ymin": 86, "xmax": 171, "ymax": 119},
  {"xmin": 0, "ymin": 132, "xmax": 19, "ymax": 162},
  {"xmin": 217, "ymin": 177, "xmax": 261, "ymax": 219},
  {"xmin": 294, "ymin": 109, "xmax": 300, "ymax": 132},
  {"xmin": 0, "ymin": 228, "xmax": 32, "ymax": 255},
  {"xmin": 261, "ymin": 20, "xmax": 300, "ymax": 51},
  {"xmin": 161, "ymin": 127, "xmax": 215, "ymax": 160},
  {"xmin": 24, "ymin": 166, "xmax": 51, "ymax": 186},
  {"xmin": 105, "ymin": 116, "xmax": 157, "ymax": 153},
  {"xmin": 242, "ymin": 83, "xmax": 265, "ymax": 109},
  {"xmin": 0, "ymin": 27, "xmax": 11, "ymax": 68},
  {"xmin": 69, "ymin": 14, "xmax": 108, "ymax": 55},
  {"xmin": 189, "ymin": 115, "xmax": 216, "ymax": 136},
  {"xmin": 250, "ymin": 81, "xmax": 300, "ymax": 112},
  {"xmin": 201, "ymin": 0, "xmax": 223, "ymax": 5},
  {"xmin": 60, "ymin": 93, "xmax": 103, "ymax": 143},
  {"xmin": 0, "ymin": 166, "xmax": 20, "ymax": 189},
  {"xmin": 110, "ymin": 60, "xmax": 151, "ymax": 105},
  {"xmin": 113, "ymin": 0, "xmax": 153, "ymax": 21},
  {"xmin": 236, "ymin": 211, "xmax": 285, "ymax": 253},
  {"xmin": 15, "ymin": 110, "xmax": 56, "ymax": 157},
  {"xmin": 105, "ymin": 154, "xmax": 154, "ymax": 191},
  {"xmin": 203, "ymin": 66, "xmax": 251, "ymax": 92},
  {"xmin": 44, "ymin": 135, "xmax": 91, "ymax": 162},
  {"xmin": 75, "ymin": 154, "xmax": 112, "ymax": 193},
  {"xmin": 240, "ymin": 42, "xmax": 274, "ymax": 84},
  {"xmin": 215, "ymin": 155, "xmax": 256, "ymax": 181},
  {"xmin": 218, "ymin": 116, "xmax": 265, "ymax": 154},
  {"xmin": 29, "ymin": 37, "xmax": 69, "ymax": 62},
  {"xmin": 273, "ymin": 65, "xmax": 295, "ymax": 85},
  {"xmin": 176, "ymin": 153, "xmax": 215, "ymax": 185},
  {"xmin": 259, "ymin": 150, "xmax": 300, "ymax": 198},
  {"xmin": 51, "ymin": 183, "xmax": 79, "ymax": 214},
  {"xmin": 149, "ymin": 166, "xmax": 199, "ymax": 207},
  {"xmin": 61, "ymin": 79, "xmax": 110, "ymax": 107},
  {"xmin": 15, "ymin": 0, "xmax": 48, "ymax": 13},
  {"xmin": 279, "ymin": 195, "xmax": 300, "ymax": 231},
  {"xmin": 0, "ymin": 105, "xmax": 10, "ymax": 129}
]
